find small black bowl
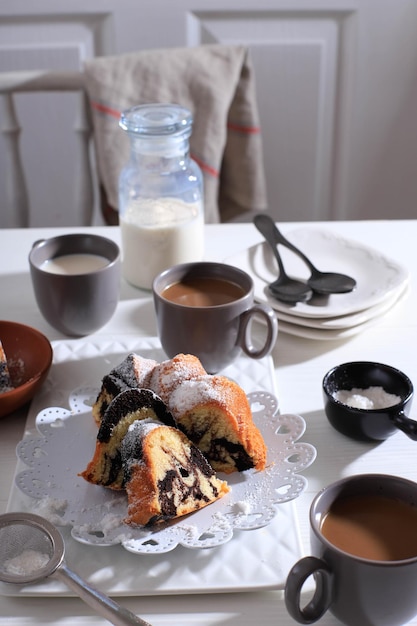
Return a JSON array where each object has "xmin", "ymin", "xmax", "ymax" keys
[{"xmin": 322, "ymin": 361, "xmax": 415, "ymax": 442}]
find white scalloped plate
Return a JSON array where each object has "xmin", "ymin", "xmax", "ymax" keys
[
  {"xmin": 15, "ymin": 387, "xmax": 315, "ymax": 553},
  {"xmin": 5, "ymin": 336, "xmax": 315, "ymax": 597},
  {"xmin": 225, "ymin": 228, "xmax": 409, "ymax": 319}
]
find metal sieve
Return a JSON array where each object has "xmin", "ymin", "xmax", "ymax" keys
[{"xmin": 0, "ymin": 512, "xmax": 152, "ymax": 626}]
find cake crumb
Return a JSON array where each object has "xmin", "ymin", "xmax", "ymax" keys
[
  {"xmin": 0, "ymin": 340, "xmax": 14, "ymax": 393},
  {"xmin": 233, "ymin": 500, "xmax": 252, "ymax": 515},
  {"xmin": 32, "ymin": 496, "xmax": 69, "ymax": 526}
]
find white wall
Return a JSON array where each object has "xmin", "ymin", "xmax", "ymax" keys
[{"xmin": 1, "ymin": 1, "xmax": 417, "ymax": 226}]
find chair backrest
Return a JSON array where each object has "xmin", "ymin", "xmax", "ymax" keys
[
  {"xmin": 1, "ymin": 50, "xmax": 267, "ymax": 227},
  {"xmin": 0, "ymin": 70, "xmax": 95, "ymax": 228}
]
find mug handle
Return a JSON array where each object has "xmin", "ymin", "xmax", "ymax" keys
[
  {"xmin": 284, "ymin": 556, "xmax": 333, "ymax": 624},
  {"xmin": 391, "ymin": 410, "xmax": 417, "ymax": 441},
  {"xmin": 239, "ymin": 303, "xmax": 278, "ymax": 359}
]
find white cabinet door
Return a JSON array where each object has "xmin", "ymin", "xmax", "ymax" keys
[{"xmin": 1, "ymin": 0, "xmax": 417, "ymax": 226}]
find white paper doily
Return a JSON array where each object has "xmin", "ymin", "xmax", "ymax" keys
[{"xmin": 15, "ymin": 387, "xmax": 316, "ymax": 554}]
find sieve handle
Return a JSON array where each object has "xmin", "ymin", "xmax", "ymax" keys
[{"xmin": 55, "ymin": 563, "xmax": 152, "ymax": 626}]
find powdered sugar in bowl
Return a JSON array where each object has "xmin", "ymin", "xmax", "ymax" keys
[{"xmin": 322, "ymin": 361, "xmax": 415, "ymax": 442}]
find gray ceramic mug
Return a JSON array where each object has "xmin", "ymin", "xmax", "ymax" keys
[
  {"xmin": 152, "ymin": 261, "xmax": 278, "ymax": 373},
  {"xmin": 29, "ymin": 234, "xmax": 121, "ymax": 336},
  {"xmin": 285, "ymin": 474, "xmax": 417, "ymax": 626}
]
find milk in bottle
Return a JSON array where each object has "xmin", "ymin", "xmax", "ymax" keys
[{"xmin": 118, "ymin": 104, "xmax": 204, "ymax": 290}]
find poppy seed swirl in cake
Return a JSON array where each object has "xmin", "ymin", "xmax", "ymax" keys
[
  {"xmin": 121, "ymin": 421, "xmax": 230, "ymax": 526},
  {"xmin": 167, "ymin": 375, "xmax": 267, "ymax": 473},
  {"xmin": 92, "ymin": 353, "xmax": 158, "ymax": 424},
  {"xmin": 81, "ymin": 351, "xmax": 268, "ymax": 526},
  {"xmin": 80, "ymin": 387, "xmax": 175, "ymax": 489},
  {"xmin": 90, "ymin": 352, "xmax": 267, "ymax": 475}
]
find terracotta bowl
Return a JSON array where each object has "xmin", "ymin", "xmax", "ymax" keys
[{"xmin": 0, "ymin": 321, "xmax": 53, "ymax": 418}]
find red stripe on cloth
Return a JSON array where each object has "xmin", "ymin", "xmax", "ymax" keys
[
  {"xmin": 191, "ymin": 153, "xmax": 219, "ymax": 178},
  {"xmin": 91, "ymin": 100, "xmax": 121, "ymax": 119},
  {"xmin": 227, "ymin": 122, "xmax": 260, "ymax": 134}
]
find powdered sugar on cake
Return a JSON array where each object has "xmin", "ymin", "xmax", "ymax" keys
[
  {"xmin": 150, "ymin": 354, "xmax": 206, "ymax": 403},
  {"xmin": 82, "ymin": 352, "xmax": 268, "ymax": 526},
  {"xmin": 169, "ymin": 376, "xmax": 231, "ymax": 414},
  {"xmin": 115, "ymin": 354, "xmax": 157, "ymax": 388}
]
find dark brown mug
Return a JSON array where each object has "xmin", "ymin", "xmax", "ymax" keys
[
  {"xmin": 29, "ymin": 234, "xmax": 120, "ymax": 337},
  {"xmin": 285, "ymin": 474, "xmax": 417, "ymax": 626},
  {"xmin": 152, "ymin": 261, "xmax": 278, "ymax": 373}
]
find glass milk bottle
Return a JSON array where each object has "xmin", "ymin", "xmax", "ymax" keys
[{"xmin": 118, "ymin": 103, "xmax": 204, "ymax": 290}]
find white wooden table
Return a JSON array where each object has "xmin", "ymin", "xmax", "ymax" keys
[{"xmin": 1, "ymin": 220, "xmax": 416, "ymax": 625}]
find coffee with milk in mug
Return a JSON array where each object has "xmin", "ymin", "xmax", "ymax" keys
[
  {"xmin": 153, "ymin": 261, "xmax": 278, "ymax": 373},
  {"xmin": 285, "ymin": 474, "xmax": 417, "ymax": 626},
  {"xmin": 161, "ymin": 276, "xmax": 246, "ymax": 307},
  {"xmin": 321, "ymin": 492, "xmax": 417, "ymax": 561}
]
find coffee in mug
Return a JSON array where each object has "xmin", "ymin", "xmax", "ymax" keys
[
  {"xmin": 152, "ymin": 262, "xmax": 278, "ymax": 373},
  {"xmin": 161, "ymin": 276, "xmax": 246, "ymax": 307},
  {"xmin": 285, "ymin": 474, "xmax": 417, "ymax": 626},
  {"xmin": 321, "ymin": 492, "xmax": 417, "ymax": 561}
]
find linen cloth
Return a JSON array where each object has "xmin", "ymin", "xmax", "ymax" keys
[{"xmin": 83, "ymin": 44, "xmax": 268, "ymax": 223}]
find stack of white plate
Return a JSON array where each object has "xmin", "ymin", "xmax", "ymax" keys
[{"xmin": 225, "ymin": 227, "xmax": 409, "ymax": 340}]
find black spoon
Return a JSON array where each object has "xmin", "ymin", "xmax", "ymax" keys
[
  {"xmin": 254, "ymin": 215, "xmax": 313, "ymax": 303},
  {"xmin": 254, "ymin": 214, "xmax": 357, "ymax": 295}
]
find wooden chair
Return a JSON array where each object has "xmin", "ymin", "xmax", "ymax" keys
[
  {"xmin": 0, "ymin": 70, "xmax": 96, "ymax": 228},
  {"xmin": 0, "ymin": 56, "xmax": 266, "ymax": 227}
]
